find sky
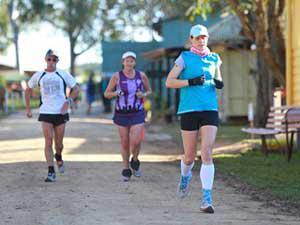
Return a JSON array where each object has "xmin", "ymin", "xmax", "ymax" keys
[
  {"xmin": 0, "ymin": 23, "xmax": 102, "ymax": 72},
  {"xmin": 0, "ymin": 22, "xmax": 155, "ymax": 73}
]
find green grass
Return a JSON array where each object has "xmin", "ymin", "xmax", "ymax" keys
[
  {"xmin": 162, "ymin": 122, "xmax": 248, "ymax": 144},
  {"xmin": 215, "ymin": 150, "xmax": 300, "ymax": 202},
  {"xmin": 217, "ymin": 124, "xmax": 248, "ymax": 142}
]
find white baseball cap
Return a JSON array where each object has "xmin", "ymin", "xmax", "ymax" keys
[
  {"xmin": 45, "ymin": 49, "xmax": 59, "ymax": 58},
  {"xmin": 122, "ymin": 51, "xmax": 136, "ymax": 59},
  {"xmin": 190, "ymin": 24, "xmax": 209, "ymax": 37}
]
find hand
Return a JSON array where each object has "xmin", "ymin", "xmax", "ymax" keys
[
  {"xmin": 115, "ymin": 90, "xmax": 124, "ymax": 97},
  {"xmin": 60, "ymin": 101, "xmax": 69, "ymax": 114},
  {"xmin": 213, "ymin": 79, "xmax": 224, "ymax": 89},
  {"xmin": 188, "ymin": 75, "xmax": 205, "ymax": 86},
  {"xmin": 26, "ymin": 110, "xmax": 32, "ymax": 118},
  {"xmin": 136, "ymin": 91, "xmax": 145, "ymax": 98}
]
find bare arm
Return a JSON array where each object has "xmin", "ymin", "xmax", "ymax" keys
[
  {"xmin": 60, "ymin": 84, "xmax": 80, "ymax": 114},
  {"xmin": 213, "ymin": 65, "xmax": 224, "ymax": 89},
  {"xmin": 165, "ymin": 64, "xmax": 188, "ymax": 88},
  {"xmin": 215, "ymin": 66, "xmax": 222, "ymax": 81},
  {"xmin": 24, "ymin": 87, "xmax": 32, "ymax": 118},
  {"xmin": 136, "ymin": 72, "xmax": 152, "ymax": 98},
  {"xmin": 69, "ymin": 84, "xmax": 80, "ymax": 100},
  {"xmin": 104, "ymin": 73, "xmax": 119, "ymax": 99}
]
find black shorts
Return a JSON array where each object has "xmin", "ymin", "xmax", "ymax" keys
[
  {"xmin": 38, "ymin": 113, "xmax": 69, "ymax": 127},
  {"xmin": 180, "ymin": 111, "xmax": 219, "ymax": 131}
]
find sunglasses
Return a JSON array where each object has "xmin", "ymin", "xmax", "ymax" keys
[{"xmin": 47, "ymin": 58, "xmax": 58, "ymax": 62}]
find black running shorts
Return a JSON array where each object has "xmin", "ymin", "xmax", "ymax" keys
[
  {"xmin": 38, "ymin": 113, "xmax": 69, "ymax": 127},
  {"xmin": 180, "ymin": 111, "xmax": 219, "ymax": 131}
]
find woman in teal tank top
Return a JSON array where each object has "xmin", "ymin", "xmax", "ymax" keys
[{"xmin": 166, "ymin": 24, "xmax": 224, "ymax": 214}]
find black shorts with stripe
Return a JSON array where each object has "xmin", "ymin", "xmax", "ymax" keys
[
  {"xmin": 38, "ymin": 113, "xmax": 69, "ymax": 127},
  {"xmin": 180, "ymin": 111, "xmax": 219, "ymax": 131}
]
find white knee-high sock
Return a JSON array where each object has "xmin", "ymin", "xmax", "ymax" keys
[
  {"xmin": 200, "ymin": 164, "xmax": 215, "ymax": 190},
  {"xmin": 181, "ymin": 159, "xmax": 194, "ymax": 176}
]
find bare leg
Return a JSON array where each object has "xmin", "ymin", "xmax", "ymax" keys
[
  {"xmin": 177, "ymin": 129, "xmax": 199, "ymax": 198},
  {"xmin": 54, "ymin": 123, "xmax": 66, "ymax": 172},
  {"xmin": 130, "ymin": 123, "xmax": 144, "ymax": 161},
  {"xmin": 181, "ymin": 130, "xmax": 199, "ymax": 165},
  {"xmin": 200, "ymin": 126, "xmax": 217, "ymax": 164},
  {"xmin": 42, "ymin": 122, "xmax": 54, "ymax": 167},
  {"xmin": 54, "ymin": 123, "xmax": 66, "ymax": 156},
  {"xmin": 118, "ymin": 126, "xmax": 130, "ymax": 168}
]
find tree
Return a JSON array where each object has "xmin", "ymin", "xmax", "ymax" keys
[
  {"xmin": 187, "ymin": 0, "xmax": 286, "ymax": 126},
  {"xmin": 229, "ymin": 0, "xmax": 285, "ymax": 126},
  {"xmin": 0, "ymin": 2, "xmax": 9, "ymax": 53},
  {"xmin": 114, "ymin": 1, "xmax": 197, "ymax": 41},
  {"xmin": 1, "ymin": 0, "xmax": 46, "ymax": 70},
  {"xmin": 45, "ymin": 0, "xmax": 120, "ymax": 75},
  {"xmin": 127, "ymin": 0, "xmax": 285, "ymax": 126}
]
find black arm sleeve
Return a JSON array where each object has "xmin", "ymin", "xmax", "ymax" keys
[{"xmin": 213, "ymin": 79, "xmax": 224, "ymax": 89}]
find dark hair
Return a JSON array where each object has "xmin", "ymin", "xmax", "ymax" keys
[{"xmin": 45, "ymin": 49, "xmax": 58, "ymax": 58}]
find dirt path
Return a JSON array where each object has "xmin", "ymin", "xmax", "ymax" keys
[{"xmin": 0, "ymin": 107, "xmax": 299, "ymax": 225}]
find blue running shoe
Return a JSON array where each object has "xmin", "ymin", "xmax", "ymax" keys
[
  {"xmin": 130, "ymin": 158, "xmax": 141, "ymax": 177},
  {"xmin": 177, "ymin": 172, "xmax": 192, "ymax": 198},
  {"xmin": 57, "ymin": 161, "xmax": 64, "ymax": 174},
  {"xmin": 200, "ymin": 189, "xmax": 214, "ymax": 213},
  {"xmin": 44, "ymin": 172, "xmax": 56, "ymax": 182}
]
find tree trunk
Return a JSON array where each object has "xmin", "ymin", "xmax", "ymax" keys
[
  {"xmin": 69, "ymin": 38, "xmax": 76, "ymax": 75},
  {"xmin": 254, "ymin": 51, "xmax": 273, "ymax": 126},
  {"xmin": 7, "ymin": 0, "xmax": 20, "ymax": 70},
  {"xmin": 227, "ymin": 0, "xmax": 286, "ymax": 125},
  {"xmin": 13, "ymin": 30, "xmax": 19, "ymax": 70}
]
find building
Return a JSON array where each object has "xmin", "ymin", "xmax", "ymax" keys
[
  {"xmin": 286, "ymin": 0, "xmax": 300, "ymax": 105},
  {"xmin": 101, "ymin": 13, "xmax": 257, "ymax": 121},
  {"xmin": 143, "ymin": 13, "xmax": 257, "ymax": 121}
]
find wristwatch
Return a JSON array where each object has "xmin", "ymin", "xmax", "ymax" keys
[{"xmin": 67, "ymin": 97, "xmax": 73, "ymax": 104}]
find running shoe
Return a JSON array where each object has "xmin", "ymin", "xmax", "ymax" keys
[
  {"xmin": 177, "ymin": 172, "xmax": 192, "ymax": 198},
  {"xmin": 55, "ymin": 153, "xmax": 64, "ymax": 174},
  {"xmin": 44, "ymin": 172, "xmax": 56, "ymax": 182},
  {"xmin": 130, "ymin": 158, "xmax": 141, "ymax": 177},
  {"xmin": 200, "ymin": 201, "xmax": 214, "ymax": 214},
  {"xmin": 57, "ymin": 160, "xmax": 65, "ymax": 174},
  {"xmin": 200, "ymin": 189, "xmax": 214, "ymax": 214},
  {"xmin": 121, "ymin": 168, "xmax": 132, "ymax": 182}
]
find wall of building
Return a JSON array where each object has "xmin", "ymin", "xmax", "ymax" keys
[
  {"xmin": 218, "ymin": 50, "xmax": 257, "ymax": 120},
  {"xmin": 287, "ymin": 0, "xmax": 300, "ymax": 105}
]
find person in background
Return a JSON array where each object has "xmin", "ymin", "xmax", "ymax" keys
[
  {"xmin": 0, "ymin": 83, "xmax": 6, "ymax": 112},
  {"xmin": 86, "ymin": 72, "xmax": 96, "ymax": 115}
]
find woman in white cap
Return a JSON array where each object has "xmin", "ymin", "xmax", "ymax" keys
[
  {"xmin": 104, "ymin": 51, "xmax": 152, "ymax": 181},
  {"xmin": 166, "ymin": 24, "xmax": 224, "ymax": 213}
]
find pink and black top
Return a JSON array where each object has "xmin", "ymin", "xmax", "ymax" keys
[{"xmin": 115, "ymin": 70, "xmax": 145, "ymax": 113}]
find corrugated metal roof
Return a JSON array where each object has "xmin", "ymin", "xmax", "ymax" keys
[
  {"xmin": 0, "ymin": 64, "xmax": 16, "ymax": 71},
  {"xmin": 208, "ymin": 14, "xmax": 247, "ymax": 43},
  {"xmin": 102, "ymin": 13, "xmax": 250, "ymax": 68}
]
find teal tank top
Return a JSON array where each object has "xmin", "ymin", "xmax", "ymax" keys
[{"xmin": 177, "ymin": 51, "xmax": 221, "ymax": 114}]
